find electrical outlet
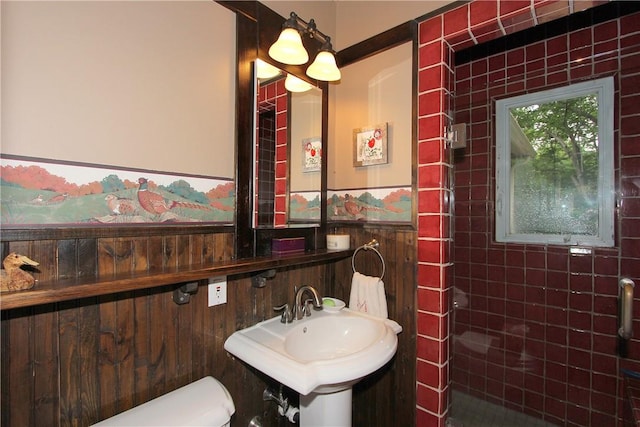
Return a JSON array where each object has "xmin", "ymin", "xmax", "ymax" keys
[{"xmin": 208, "ymin": 276, "xmax": 227, "ymax": 307}]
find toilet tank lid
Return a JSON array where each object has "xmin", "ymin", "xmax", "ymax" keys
[{"xmin": 91, "ymin": 376, "xmax": 235, "ymax": 426}]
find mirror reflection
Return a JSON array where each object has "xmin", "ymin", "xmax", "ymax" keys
[
  {"xmin": 288, "ymin": 88, "xmax": 322, "ymax": 224},
  {"xmin": 254, "ymin": 60, "xmax": 322, "ymax": 228}
]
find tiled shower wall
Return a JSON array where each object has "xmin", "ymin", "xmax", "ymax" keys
[
  {"xmin": 451, "ymin": 9, "xmax": 640, "ymax": 427},
  {"xmin": 416, "ymin": 0, "xmax": 640, "ymax": 427}
]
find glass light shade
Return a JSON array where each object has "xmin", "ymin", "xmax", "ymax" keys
[
  {"xmin": 256, "ymin": 59, "xmax": 281, "ymax": 80},
  {"xmin": 285, "ymin": 74, "xmax": 313, "ymax": 93},
  {"xmin": 268, "ymin": 28, "xmax": 309, "ymax": 65},
  {"xmin": 306, "ymin": 51, "xmax": 341, "ymax": 81}
]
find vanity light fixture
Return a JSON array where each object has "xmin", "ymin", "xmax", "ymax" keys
[
  {"xmin": 268, "ymin": 12, "xmax": 341, "ymax": 82},
  {"xmin": 306, "ymin": 42, "xmax": 341, "ymax": 81},
  {"xmin": 256, "ymin": 59, "xmax": 282, "ymax": 80},
  {"xmin": 284, "ymin": 74, "xmax": 313, "ymax": 93},
  {"xmin": 268, "ymin": 24, "xmax": 309, "ymax": 65}
]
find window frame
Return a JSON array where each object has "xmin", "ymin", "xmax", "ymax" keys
[{"xmin": 495, "ymin": 77, "xmax": 615, "ymax": 247}]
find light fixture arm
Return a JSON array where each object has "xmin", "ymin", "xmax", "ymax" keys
[{"xmin": 286, "ymin": 12, "xmax": 335, "ymax": 53}]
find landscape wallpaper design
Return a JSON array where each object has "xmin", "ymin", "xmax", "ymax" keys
[
  {"xmin": 0, "ymin": 157, "xmax": 235, "ymax": 226},
  {"xmin": 289, "ymin": 191, "xmax": 321, "ymax": 222},
  {"xmin": 328, "ymin": 187, "xmax": 412, "ymax": 223}
]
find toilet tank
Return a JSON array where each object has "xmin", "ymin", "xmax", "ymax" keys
[{"xmin": 91, "ymin": 376, "xmax": 235, "ymax": 427}]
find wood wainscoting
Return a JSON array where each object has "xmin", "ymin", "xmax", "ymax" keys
[
  {"xmin": 329, "ymin": 225, "xmax": 417, "ymax": 427},
  {"xmin": 1, "ymin": 232, "xmax": 330, "ymax": 426}
]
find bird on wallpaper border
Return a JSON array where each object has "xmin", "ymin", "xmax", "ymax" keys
[
  {"xmin": 343, "ymin": 194, "xmax": 365, "ymax": 217},
  {"xmin": 136, "ymin": 177, "xmax": 209, "ymax": 215},
  {"xmin": 0, "ymin": 253, "xmax": 39, "ymax": 292},
  {"xmin": 46, "ymin": 193, "xmax": 69, "ymax": 204},
  {"xmin": 105, "ymin": 194, "xmax": 137, "ymax": 215}
]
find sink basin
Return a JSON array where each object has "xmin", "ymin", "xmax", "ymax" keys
[
  {"xmin": 285, "ymin": 314, "xmax": 384, "ymax": 362},
  {"xmin": 224, "ymin": 308, "xmax": 401, "ymax": 395}
]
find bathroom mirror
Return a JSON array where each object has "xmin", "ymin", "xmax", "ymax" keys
[
  {"xmin": 253, "ymin": 63, "xmax": 324, "ymax": 229},
  {"xmin": 248, "ymin": 1, "xmax": 328, "ymax": 230},
  {"xmin": 287, "ymin": 87, "xmax": 323, "ymax": 224}
]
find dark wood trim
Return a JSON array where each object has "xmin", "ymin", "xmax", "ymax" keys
[
  {"xmin": 328, "ymin": 222, "xmax": 416, "ymax": 231},
  {"xmin": 234, "ymin": 12, "xmax": 258, "ymax": 258},
  {"xmin": 410, "ymin": 22, "xmax": 419, "ymax": 229},
  {"xmin": 1, "ymin": 225, "xmax": 234, "ymax": 242},
  {"xmin": 337, "ymin": 21, "xmax": 416, "ymax": 69},
  {"xmin": 215, "ymin": 0, "xmax": 258, "ymax": 22},
  {"xmin": 0, "ymin": 249, "xmax": 351, "ymax": 311},
  {"xmin": 319, "ymin": 79, "xmax": 329, "ymax": 241}
]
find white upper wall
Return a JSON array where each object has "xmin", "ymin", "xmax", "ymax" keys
[{"xmin": 2, "ymin": 1, "xmax": 236, "ymax": 178}]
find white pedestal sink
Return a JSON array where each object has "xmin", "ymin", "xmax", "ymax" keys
[
  {"xmin": 224, "ymin": 306, "xmax": 402, "ymax": 427},
  {"xmin": 300, "ymin": 388, "xmax": 352, "ymax": 426}
]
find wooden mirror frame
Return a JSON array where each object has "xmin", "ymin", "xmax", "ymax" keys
[{"xmin": 218, "ymin": 1, "xmax": 329, "ymax": 258}]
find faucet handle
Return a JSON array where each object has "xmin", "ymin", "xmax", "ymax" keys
[
  {"xmin": 303, "ymin": 299, "xmax": 314, "ymax": 317},
  {"xmin": 273, "ymin": 304, "xmax": 293, "ymax": 323}
]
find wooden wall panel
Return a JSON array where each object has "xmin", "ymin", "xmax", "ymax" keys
[
  {"xmin": 331, "ymin": 225, "xmax": 417, "ymax": 427},
  {"xmin": 32, "ymin": 305, "xmax": 58, "ymax": 423},
  {"xmin": 1, "ymin": 229, "xmax": 416, "ymax": 426},
  {"xmin": 5, "ymin": 308, "xmax": 33, "ymax": 426},
  {"xmin": 78, "ymin": 301, "xmax": 99, "ymax": 423}
]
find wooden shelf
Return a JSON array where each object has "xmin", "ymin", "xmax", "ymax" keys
[{"xmin": 0, "ymin": 250, "xmax": 352, "ymax": 311}]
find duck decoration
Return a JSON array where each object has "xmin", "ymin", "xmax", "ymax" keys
[{"xmin": 0, "ymin": 253, "xmax": 39, "ymax": 292}]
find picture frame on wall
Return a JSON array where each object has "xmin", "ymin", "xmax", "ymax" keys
[
  {"xmin": 302, "ymin": 137, "xmax": 322, "ymax": 172},
  {"xmin": 353, "ymin": 123, "xmax": 388, "ymax": 167}
]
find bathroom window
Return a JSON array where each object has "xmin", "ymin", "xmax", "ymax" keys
[{"xmin": 495, "ymin": 77, "xmax": 614, "ymax": 247}]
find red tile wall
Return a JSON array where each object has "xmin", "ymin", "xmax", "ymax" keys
[
  {"xmin": 416, "ymin": 1, "xmax": 639, "ymax": 426},
  {"xmin": 256, "ymin": 78, "xmax": 288, "ymax": 227},
  {"xmin": 451, "ymin": 9, "xmax": 640, "ymax": 427}
]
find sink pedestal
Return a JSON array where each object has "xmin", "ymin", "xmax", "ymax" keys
[{"xmin": 300, "ymin": 388, "xmax": 352, "ymax": 427}]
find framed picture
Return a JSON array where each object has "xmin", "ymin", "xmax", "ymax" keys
[
  {"xmin": 353, "ymin": 123, "xmax": 388, "ymax": 167},
  {"xmin": 302, "ymin": 137, "xmax": 322, "ymax": 172}
]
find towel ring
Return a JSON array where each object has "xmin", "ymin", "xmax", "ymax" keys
[{"xmin": 351, "ymin": 239, "xmax": 386, "ymax": 280}]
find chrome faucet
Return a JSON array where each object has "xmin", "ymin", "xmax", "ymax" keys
[
  {"xmin": 293, "ymin": 285, "xmax": 323, "ymax": 320},
  {"xmin": 274, "ymin": 285, "xmax": 323, "ymax": 323}
]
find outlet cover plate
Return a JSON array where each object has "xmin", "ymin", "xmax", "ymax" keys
[{"xmin": 208, "ymin": 276, "xmax": 227, "ymax": 307}]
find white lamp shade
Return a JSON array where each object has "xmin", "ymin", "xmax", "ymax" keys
[
  {"xmin": 285, "ymin": 74, "xmax": 313, "ymax": 93},
  {"xmin": 268, "ymin": 28, "xmax": 309, "ymax": 65},
  {"xmin": 306, "ymin": 50, "xmax": 341, "ymax": 81},
  {"xmin": 256, "ymin": 59, "xmax": 281, "ymax": 80}
]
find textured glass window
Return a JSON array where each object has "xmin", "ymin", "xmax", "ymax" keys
[{"xmin": 495, "ymin": 77, "xmax": 614, "ymax": 247}]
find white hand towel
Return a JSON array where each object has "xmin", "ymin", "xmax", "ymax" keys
[{"xmin": 349, "ymin": 271, "xmax": 388, "ymax": 319}]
